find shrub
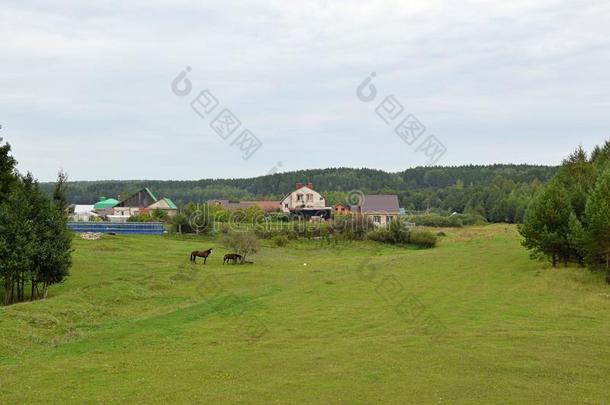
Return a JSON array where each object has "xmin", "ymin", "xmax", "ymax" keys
[
  {"xmin": 272, "ymin": 235, "xmax": 289, "ymax": 247},
  {"xmin": 127, "ymin": 212, "xmax": 154, "ymax": 222},
  {"xmin": 367, "ymin": 228, "xmax": 391, "ymax": 243},
  {"xmin": 436, "ymin": 231, "xmax": 447, "ymax": 237},
  {"xmin": 222, "ymin": 231, "xmax": 260, "ymax": 262},
  {"xmin": 406, "ymin": 214, "xmax": 461, "ymax": 227},
  {"xmin": 405, "ymin": 213, "xmax": 486, "ymax": 228},
  {"xmin": 330, "ymin": 215, "xmax": 373, "ymax": 241},
  {"xmin": 366, "ymin": 221, "xmax": 409, "ymax": 244},
  {"xmin": 255, "ymin": 227, "xmax": 297, "ymax": 240},
  {"xmin": 408, "ymin": 229, "xmax": 438, "ymax": 248}
]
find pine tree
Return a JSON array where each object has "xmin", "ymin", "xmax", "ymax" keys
[
  {"xmin": 0, "ymin": 180, "xmax": 35, "ymax": 304},
  {"xmin": 52, "ymin": 169, "xmax": 69, "ymax": 214},
  {"xmin": 0, "ymin": 138, "xmax": 17, "ymax": 202},
  {"xmin": 519, "ymin": 180, "xmax": 574, "ymax": 267},
  {"xmin": 556, "ymin": 146, "xmax": 595, "ymax": 220},
  {"xmin": 584, "ymin": 167, "xmax": 610, "ymax": 282}
]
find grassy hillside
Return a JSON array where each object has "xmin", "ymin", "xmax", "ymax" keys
[{"xmin": 1, "ymin": 225, "xmax": 609, "ymax": 403}]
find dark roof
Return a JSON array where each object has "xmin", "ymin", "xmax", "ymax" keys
[
  {"xmin": 359, "ymin": 195, "xmax": 400, "ymax": 213},
  {"xmin": 117, "ymin": 188, "xmax": 158, "ymax": 208}
]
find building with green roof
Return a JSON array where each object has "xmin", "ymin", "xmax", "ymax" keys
[
  {"xmin": 93, "ymin": 198, "xmax": 119, "ymax": 210},
  {"xmin": 148, "ymin": 197, "xmax": 178, "ymax": 216}
]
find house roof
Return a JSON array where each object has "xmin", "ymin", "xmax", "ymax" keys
[
  {"xmin": 148, "ymin": 197, "xmax": 178, "ymax": 211},
  {"xmin": 163, "ymin": 198, "xmax": 177, "ymax": 210},
  {"xmin": 94, "ymin": 198, "xmax": 119, "ymax": 209},
  {"xmin": 145, "ymin": 188, "xmax": 158, "ymax": 202},
  {"xmin": 358, "ymin": 195, "xmax": 400, "ymax": 213},
  {"xmin": 117, "ymin": 188, "xmax": 158, "ymax": 207}
]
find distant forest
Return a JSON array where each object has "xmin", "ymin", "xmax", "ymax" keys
[{"xmin": 40, "ymin": 165, "xmax": 557, "ymax": 223}]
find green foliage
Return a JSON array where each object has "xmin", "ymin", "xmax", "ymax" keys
[
  {"xmin": 0, "ymin": 167, "xmax": 71, "ymax": 304},
  {"xmin": 127, "ymin": 212, "xmax": 154, "ymax": 222},
  {"xmin": 408, "ymin": 229, "xmax": 438, "ymax": 249},
  {"xmin": 52, "ymin": 170, "xmax": 69, "ymax": 214},
  {"xmin": 405, "ymin": 213, "xmax": 486, "ymax": 227},
  {"xmin": 366, "ymin": 228, "xmax": 392, "ymax": 243},
  {"xmin": 0, "ymin": 138, "xmax": 17, "ymax": 202},
  {"xmin": 151, "ymin": 208, "xmax": 169, "ymax": 222},
  {"xmin": 584, "ymin": 167, "xmax": 610, "ymax": 272},
  {"xmin": 519, "ymin": 180, "xmax": 574, "ymax": 267},
  {"xmin": 330, "ymin": 215, "xmax": 372, "ymax": 241},
  {"xmin": 39, "ymin": 165, "xmax": 556, "ymax": 224},
  {"xmin": 221, "ymin": 231, "xmax": 260, "ymax": 262},
  {"xmin": 171, "ymin": 213, "xmax": 189, "ymax": 233},
  {"xmin": 367, "ymin": 221, "xmax": 436, "ymax": 248},
  {"xmin": 272, "ymin": 235, "xmax": 289, "ymax": 247},
  {"xmin": 520, "ymin": 140, "xmax": 610, "ymax": 274}
]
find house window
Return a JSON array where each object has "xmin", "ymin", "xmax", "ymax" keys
[
  {"xmin": 373, "ymin": 216, "xmax": 381, "ymax": 224},
  {"xmin": 306, "ymin": 194, "xmax": 313, "ymax": 202},
  {"xmin": 297, "ymin": 194, "xmax": 303, "ymax": 201},
  {"xmin": 386, "ymin": 216, "xmax": 393, "ymax": 223},
  {"xmin": 284, "ymin": 203, "xmax": 288, "ymax": 208}
]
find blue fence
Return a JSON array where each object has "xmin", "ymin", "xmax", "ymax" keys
[{"xmin": 67, "ymin": 222, "xmax": 165, "ymax": 235}]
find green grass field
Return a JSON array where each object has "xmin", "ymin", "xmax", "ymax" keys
[{"xmin": 1, "ymin": 225, "xmax": 609, "ymax": 403}]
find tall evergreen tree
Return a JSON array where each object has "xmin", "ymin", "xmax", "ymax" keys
[
  {"xmin": 0, "ymin": 180, "xmax": 35, "ymax": 304},
  {"xmin": 52, "ymin": 169, "xmax": 69, "ymax": 214},
  {"xmin": 584, "ymin": 167, "xmax": 610, "ymax": 282},
  {"xmin": 556, "ymin": 146, "xmax": 595, "ymax": 220},
  {"xmin": 0, "ymin": 138, "xmax": 17, "ymax": 202},
  {"xmin": 519, "ymin": 180, "xmax": 574, "ymax": 267}
]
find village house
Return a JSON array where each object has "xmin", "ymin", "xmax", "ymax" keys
[
  {"xmin": 148, "ymin": 197, "xmax": 179, "ymax": 217},
  {"xmin": 334, "ymin": 203, "xmax": 350, "ymax": 216},
  {"xmin": 109, "ymin": 188, "xmax": 178, "ymax": 221},
  {"xmin": 280, "ymin": 183, "xmax": 332, "ymax": 219},
  {"xmin": 351, "ymin": 194, "xmax": 400, "ymax": 227},
  {"xmin": 93, "ymin": 197, "xmax": 119, "ymax": 216}
]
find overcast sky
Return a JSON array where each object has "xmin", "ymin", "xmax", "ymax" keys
[{"xmin": 2, "ymin": 0, "xmax": 609, "ymax": 181}]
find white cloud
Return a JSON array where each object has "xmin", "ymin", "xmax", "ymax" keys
[{"xmin": 1, "ymin": 0, "xmax": 609, "ymax": 180}]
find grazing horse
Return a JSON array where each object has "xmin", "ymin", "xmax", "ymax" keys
[
  {"xmin": 223, "ymin": 253, "xmax": 242, "ymax": 265},
  {"xmin": 190, "ymin": 248, "xmax": 213, "ymax": 264}
]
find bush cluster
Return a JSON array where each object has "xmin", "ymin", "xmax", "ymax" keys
[
  {"xmin": 366, "ymin": 221, "xmax": 437, "ymax": 249},
  {"xmin": 405, "ymin": 213, "xmax": 486, "ymax": 228}
]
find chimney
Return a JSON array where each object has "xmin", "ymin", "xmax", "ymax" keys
[
  {"xmin": 306, "ymin": 182, "xmax": 314, "ymax": 189},
  {"xmin": 296, "ymin": 182, "xmax": 303, "ymax": 190}
]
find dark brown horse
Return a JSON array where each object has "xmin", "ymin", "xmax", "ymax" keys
[
  {"xmin": 190, "ymin": 248, "xmax": 213, "ymax": 264},
  {"xmin": 223, "ymin": 253, "xmax": 242, "ymax": 264}
]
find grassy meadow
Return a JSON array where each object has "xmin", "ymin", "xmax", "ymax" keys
[{"xmin": 1, "ymin": 224, "xmax": 609, "ymax": 403}]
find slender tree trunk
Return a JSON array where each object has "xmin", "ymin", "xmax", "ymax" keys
[
  {"xmin": 4, "ymin": 280, "xmax": 11, "ymax": 305},
  {"xmin": 552, "ymin": 253, "xmax": 557, "ymax": 268},
  {"xmin": 20, "ymin": 275, "xmax": 25, "ymax": 301}
]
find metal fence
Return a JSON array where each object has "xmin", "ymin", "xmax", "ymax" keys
[{"xmin": 66, "ymin": 222, "xmax": 165, "ymax": 235}]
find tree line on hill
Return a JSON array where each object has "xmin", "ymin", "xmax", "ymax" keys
[
  {"xmin": 40, "ymin": 165, "xmax": 556, "ymax": 224},
  {"xmin": 0, "ymin": 139, "xmax": 72, "ymax": 305},
  {"xmin": 520, "ymin": 140, "xmax": 610, "ymax": 282}
]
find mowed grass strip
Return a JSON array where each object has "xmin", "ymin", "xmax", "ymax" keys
[{"xmin": 1, "ymin": 225, "xmax": 609, "ymax": 403}]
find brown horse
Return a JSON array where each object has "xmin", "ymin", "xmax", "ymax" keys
[
  {"xmin": 190, "ymin": 248, "xmax": 213, "ymax": 264},
  {"xmin": 223, "ymin": 253, "xmax": 242, "ymax": 264}
]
